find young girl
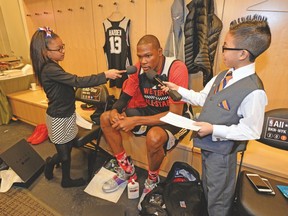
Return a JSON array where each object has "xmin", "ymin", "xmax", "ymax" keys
[{"xmin": 30, "ymin": 27, "xmax": 123, "ymax": 188}]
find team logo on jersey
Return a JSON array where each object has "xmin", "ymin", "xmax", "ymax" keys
[{"xmin": 143, "ymin": 87, "xmax": 169, "ymax": 107}]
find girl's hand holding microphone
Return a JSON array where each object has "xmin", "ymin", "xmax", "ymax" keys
[{"xmin": 104, "ymin": 69, "xmax": 125, "ymax": 80}]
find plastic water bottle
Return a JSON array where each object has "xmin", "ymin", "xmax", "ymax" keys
[{"xmin": 127, "ymin": 179, "xmax": 139, "ymax": 199}]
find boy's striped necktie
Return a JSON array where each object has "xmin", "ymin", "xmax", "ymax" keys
[{"xmin": 214, "ymin": 71, "xmax": 233, "ymax": 93}]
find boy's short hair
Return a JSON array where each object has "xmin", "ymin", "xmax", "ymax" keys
[{"xmin": 229, "ymin": 14, "xmax": 271, "ymax": 61}]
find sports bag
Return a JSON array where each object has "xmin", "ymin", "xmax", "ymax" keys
[
  {"xmin": 139, "ymin": 184, "xmax": 168, "ymax": 216},
  {"xmin": 140, "ymin": 161, "xmax": 205, "ymax": 216}
]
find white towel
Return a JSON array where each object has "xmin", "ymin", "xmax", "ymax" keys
[
  {"xmin": 0, "ymin": 168, "xmax": 24, "ymax": 193},
  {"xmin": 76, "ymin": 112, "xmax": 92, "ymax": 130}
]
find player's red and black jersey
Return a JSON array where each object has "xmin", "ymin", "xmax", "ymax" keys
[{"xmin": 137, "ymin": 57, "xmax": 182, "ymax": 113}]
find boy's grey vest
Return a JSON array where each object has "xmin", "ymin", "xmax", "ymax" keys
[{"xmin": 193, "ymin": 70, "xmax": 264, "ymax": 154}]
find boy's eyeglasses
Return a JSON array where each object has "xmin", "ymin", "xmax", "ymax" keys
[
  {"xmin": 222, "ymin": 46, "xmax": 255, "ymax": 58},
  {"xmin": 47, "ymin": 44, "xmax": 65, "ymax": 53}
]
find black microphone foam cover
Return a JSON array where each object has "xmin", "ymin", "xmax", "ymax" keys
[
  {"xmin": 145, "ymin": 69, "xmax": 182, "ymax": 101},
  {"xmin": 146, "ymin": 69, "xmax": 158, "ymax": 81},
  {"xmin": 126, "ymin": 66, "xmax": 137, "ymax": 75}
]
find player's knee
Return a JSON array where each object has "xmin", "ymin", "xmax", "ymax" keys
[
  {"xmin": 146, "ymin": 127, "xmax": 166, "ymax": 150},
  {"xmin": 100, "ymin": 111, "xmax": 111, "ymax": 127}
]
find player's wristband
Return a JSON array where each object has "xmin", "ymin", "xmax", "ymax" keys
[{"xmin": 112, "ymin": 92, "xmax": 132, "ymax": 113}]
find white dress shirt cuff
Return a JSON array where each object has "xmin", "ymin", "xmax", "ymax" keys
[{"xmin": 212, "ymin": 125, "xmax": 228, "ymax": 141}]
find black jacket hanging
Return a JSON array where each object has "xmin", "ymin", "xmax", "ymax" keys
[{"xmin": 184, "ymin": 0, "xmax": 223, "ymax": 85}]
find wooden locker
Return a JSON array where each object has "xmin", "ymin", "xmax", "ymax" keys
[
  {"xmin": 146, "ymin": 0, "xmax": 174, "ymax": 49},
  {"xmin": 52, "ymin": 0, "xmax": 97, "ymax": 76},
  {"xmin": 22, "ymin": 0, "xmax": 55, "ymax": 39}
]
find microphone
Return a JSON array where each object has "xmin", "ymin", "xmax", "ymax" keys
[
  {"xmin": 126, "ymin": 65, "xmax": 137, "ymax": 75},
  {"xmin": 146, "ymin": 69, "xmax": 182, "ymax": 101}
]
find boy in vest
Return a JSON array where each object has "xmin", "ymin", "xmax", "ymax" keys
[{"xmin": 162, "ymin": 15, "xmax": 271, "ymax": 216}]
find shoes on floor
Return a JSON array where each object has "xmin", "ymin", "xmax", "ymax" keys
[
  {"xmin": 31, "ymin": 130, "xmax": 48, "ymax": 144},
  {"xmin": 30, "ymin": 124, "xmax": 48, "ymax": 145},
  {"xmin": 102, "ymin": 166, "xmax": 137, "ymax": 193},
  {"xmin": 103, "ymin": 158, "xmax": 119, "ymax": 172},
  {"xmin": 27, "ymin": 124, "xmax": 46, "ymax": 142},
  {"xmin": 138, "ymin": 177, "xmax": 160, "ymax": 211}
]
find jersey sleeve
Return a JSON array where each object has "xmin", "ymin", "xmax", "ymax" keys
[
  {"xmin": 122, "ymin": 63, "xmax": 140, "ymax": 97},
  {"xmin": 168, "ymin": 61, "xmax": 189, "ymax": 104}
]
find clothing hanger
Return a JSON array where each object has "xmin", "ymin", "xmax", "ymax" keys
[
  {"xmin": 108, "ymin": 2, "xmax": 124, "ymax": 21},
  {"xmin": 247, "ymin": 0, "xmax": 288, "ymax": 12},
  {"xmin": 247, "ymin": 0, "xmax": 268, "ymax": 11}
]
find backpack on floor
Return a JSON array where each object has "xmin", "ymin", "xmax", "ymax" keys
[
  {"xmin": 139, "ymin": 184, "xmax": 168, "ymax": 216},
  {"xmin": 140, "ymin": 161, "xmax": 205, "ymax": 216}
]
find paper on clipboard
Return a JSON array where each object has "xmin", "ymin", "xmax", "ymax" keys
[{"xmin": 160, "ymin": 112, "xmax": 201, "ymax": 131}]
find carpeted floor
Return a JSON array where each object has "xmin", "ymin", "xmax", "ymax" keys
[
  {"xmin": 0, "ymin": 187, "xmax": 61, "ymax": 216},
  {"xmin": 1, "ymin": 120, "xmax": 244, "ymax": 216},
  {"xmin": 0, "ymin": 120, "xmax": 152, "ymax": 216}
]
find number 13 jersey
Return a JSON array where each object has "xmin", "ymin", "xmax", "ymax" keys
[{"xmin": 103, "ymin": 17, "xmax": 132, "ymax": 88}]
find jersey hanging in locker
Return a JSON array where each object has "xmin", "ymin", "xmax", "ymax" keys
[{"xmin": 103, "ymin": 17, "xmax": 132, "ymax": 88}]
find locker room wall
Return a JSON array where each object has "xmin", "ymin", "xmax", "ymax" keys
[{"xmin": 1, "ymin": 0, "xmax": 287, "ymax": 109}]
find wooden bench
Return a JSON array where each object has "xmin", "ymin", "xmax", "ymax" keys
[
  {"xmin": 6, "ymin": 88, "xmax": 201, "ymax": 175},
  {"xmin": 7, "ymin": 89, "xmax": 288, "ymax": 180}
]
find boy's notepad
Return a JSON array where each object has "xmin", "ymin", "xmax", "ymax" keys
[
  {"xmin": 160, "ymin": 112, "xmax": 201, "ymax": 131},
  {"xmin": 277, "ymin": 185, "xmax": 288, "ymax": 199}
]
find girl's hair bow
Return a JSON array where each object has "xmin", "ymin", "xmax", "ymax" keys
[{"xmin": 38, "ymin": 27, "xmax": 53, "ymax": 38}]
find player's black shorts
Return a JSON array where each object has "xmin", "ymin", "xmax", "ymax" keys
[{"xmin": 125, "ymin": 106, "xmax": 191, "ymax": 152}]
